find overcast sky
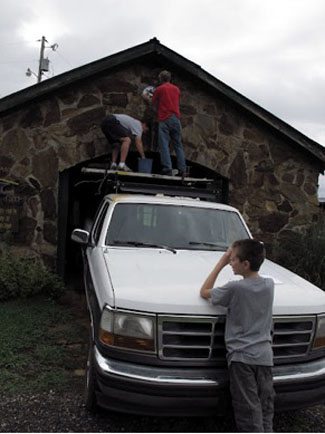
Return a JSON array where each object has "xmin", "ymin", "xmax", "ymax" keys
[{"xmin": 0, "ymin": 0, "xmax": 324, "ymax": 196}]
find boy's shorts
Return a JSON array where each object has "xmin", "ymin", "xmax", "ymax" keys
[{"xmin": 101, "ymin": 115, "xmax": 132, "ymax": 145}]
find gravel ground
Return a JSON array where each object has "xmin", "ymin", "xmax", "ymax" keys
[
  {"xmin": 0, "ymin": 390, "xmax": 324, "ymax": 432},
  {"xmin": 2, "ymin": 295, "xmax": 324, "ymax": 432}
]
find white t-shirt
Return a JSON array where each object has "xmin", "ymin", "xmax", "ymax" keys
[{"xmin": 114, "ymin": 114, "xmax": 142, "ymax": 138}]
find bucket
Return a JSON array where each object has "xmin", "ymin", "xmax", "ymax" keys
[{"xmin": 138, "ymin": 158, "xmax": 153, "ymax": 174}]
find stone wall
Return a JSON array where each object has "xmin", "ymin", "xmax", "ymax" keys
[
  {"xmin": 0, "ymin": 61, "xmax": 321, "ymax": 265},
  {"xmin": 179, "ymin": 78, "xmax": 320, "ymax": 248}
]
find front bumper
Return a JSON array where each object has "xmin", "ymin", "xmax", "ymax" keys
[{"xmin": 94, "ymin": 347, "xmax": 325, "ymax": 416}]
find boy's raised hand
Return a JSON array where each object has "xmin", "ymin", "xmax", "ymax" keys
[
  {"xmin": 219, "ymin": 247, "xmax": 232, "ymax": 267},
  {"xmin": 200, "ymin": 247, "xmax": 233, "ymax": 299}
]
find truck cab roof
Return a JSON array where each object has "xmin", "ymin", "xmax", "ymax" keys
[{"xmin": 105, "ymin": 193, "xmax": 238, "ymax": 212}]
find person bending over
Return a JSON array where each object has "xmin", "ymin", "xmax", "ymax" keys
[{"xmin": 101, "ymin": 114, "xmax": 148, "ymax": 171}]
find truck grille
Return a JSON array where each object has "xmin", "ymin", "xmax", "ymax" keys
[
  {"xmin": 157, "ymin": 315, "xmax": 315, "ymax": 363},
  {"xmin": 158, "ymin": 315, "xmax": 226, "ymax": 362},
  {"xmin": 272, "ymin": 316, "xmax": 315, "ymax": 359}
]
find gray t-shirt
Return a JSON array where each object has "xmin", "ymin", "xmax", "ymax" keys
[
  {"xmin": 211, "ymin": 276, "xmax": 274, "ymax": 366},
  {"xmin": 114, "ymin": 114, "xmax": 143, "ymax": 137}
]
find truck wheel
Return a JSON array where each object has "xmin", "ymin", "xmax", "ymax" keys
[{"xmin": 85, "ymin": 344, "xmax": 98, "ymax": 412}]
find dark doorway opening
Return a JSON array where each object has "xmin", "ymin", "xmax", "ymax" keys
[{"xmin": 57, "ymin": 151, "xmax": 228, "ymax": 285}]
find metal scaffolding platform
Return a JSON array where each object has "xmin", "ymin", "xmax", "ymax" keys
[{"xmin": 77, "ymin": 165, "xmax": 228, "ymax": 203}]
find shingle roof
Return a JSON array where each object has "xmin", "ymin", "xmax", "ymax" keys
[{"xmin": 0, "ymin": 37, "xmax": 324, "ymax": 168}]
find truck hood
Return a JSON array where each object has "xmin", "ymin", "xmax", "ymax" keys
[{"xmin": 104, "ymin": 248, "xmax": 325, "ymax": 315}]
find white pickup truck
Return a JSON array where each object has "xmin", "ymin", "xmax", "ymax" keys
[{"xmin": 72, "ymin": 174, "xmax": 325, "ymax": 416}]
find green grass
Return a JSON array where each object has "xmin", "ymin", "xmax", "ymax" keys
[{"xmin": 0, "ymin": 296, "xmax": 88, "ymax": 395}]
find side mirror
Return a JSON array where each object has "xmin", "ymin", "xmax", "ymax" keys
[{"xmin": 71, "ymin": 228, "xmax": 90, "ymax": 245}]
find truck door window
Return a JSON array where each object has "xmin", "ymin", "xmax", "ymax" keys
[{"xmin": 92, "ymin": 202, "xmax": 109, "ymax": 244}]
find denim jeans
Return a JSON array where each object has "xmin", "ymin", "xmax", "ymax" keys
[{"xmin": 158, "ymin": 114, "xmax": 186, "ymax": 173}]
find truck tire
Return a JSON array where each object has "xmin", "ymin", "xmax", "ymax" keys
[{"xmin": 85, "ymin": 344, "xmax": 98, "ymax": 412}]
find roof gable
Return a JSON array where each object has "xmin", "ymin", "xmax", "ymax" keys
[{"xmin": 0, "ymin": 37, "xmax": 324, "ymax": 168}]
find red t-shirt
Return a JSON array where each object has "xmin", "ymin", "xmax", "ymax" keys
[{"xmin": 152, "ymin": 82, "xmax": 180, "ymax": 121}]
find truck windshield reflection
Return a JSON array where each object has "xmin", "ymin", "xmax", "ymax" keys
[{"xmin": 105, "ymin": 203, "xmax": 249, "ymax": 250}]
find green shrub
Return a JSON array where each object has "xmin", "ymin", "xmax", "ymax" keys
[
  {"xmin": 272, "ymin": 218, "xmax": 325, "ymax": 290},
  {"xmin": 0, "ymin": 254, "xmax": 65, "ymax": 301}
]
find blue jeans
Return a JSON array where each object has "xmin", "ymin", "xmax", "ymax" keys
[{"xmin": 158, "ymin": 114, "xmax": 186, "ymax": 172}]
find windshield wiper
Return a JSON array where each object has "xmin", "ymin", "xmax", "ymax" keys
[
  {"xmin": 112, "ymin": 240, "xmax": 177, "ymax": 254},
  {"xmin": 188, "ymin": 241, "xmax": 227, "ymax": 251}
]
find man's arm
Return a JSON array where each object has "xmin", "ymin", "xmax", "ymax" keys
[
  {"xmin": 135, "ymin": 136, "xmax": 145, "ymax": 159},
  {"xmin": 151, "ymin": 87, "xmax": 160, "ymax": 111},
  {"xmin": 142, "ymin": 93, "xmax": 152, "ymax": 104},
  {"xmin": 200, "ymin": 249, "xmax": 231, "ymax": 299}
]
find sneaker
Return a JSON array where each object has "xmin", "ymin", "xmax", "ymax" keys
[
  {"xmin": 110, "ymin": 162, "xmax": 117, "ymax": 170},
  {"xmin": 117, "ymin": 163, "xmax": 132, "ymax": 172},
  {"xmin": 161, "ymin": 169, "xmax": 173, "ymax": 176},
  {"xmin": 178, "ymin": 169, "xmax": 187, "ymax": 178}
]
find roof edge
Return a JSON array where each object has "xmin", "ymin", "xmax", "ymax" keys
[
  {"xmin": 155, "ymin": 44, "xmax": 325, "ymax": 167},
  {"xmin": 0, "ymin": 37, "xmax": 324, "ymax": 167},
  {"xmin": 0, "ymin": 38, "xmax": 160, "ymax": 114}
]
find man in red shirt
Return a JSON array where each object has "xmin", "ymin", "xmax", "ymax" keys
[{"xmin": 152, "ymin": 70, "xmax": 186, "ymax": 176}]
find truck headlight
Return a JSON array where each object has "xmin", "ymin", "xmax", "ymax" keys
[
  {"xmin": 313, "ymin": 314, "xmax": 325, "ymax": 349},
  {"xmin": 99, "ymin": 307, "xmax": 155, "ymax": 352}
]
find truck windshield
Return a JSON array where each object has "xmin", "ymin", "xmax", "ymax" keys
[{"xmin": 105, "ymin": 203, "xmax": 249, "ymax": 251}]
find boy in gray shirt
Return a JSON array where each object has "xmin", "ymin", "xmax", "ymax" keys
[{"xmin": 200, "ymin": 239, "xmax": 275, "ymax": 432}]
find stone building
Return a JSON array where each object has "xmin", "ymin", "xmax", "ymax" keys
[{"xmin": 0, "ymin": 38, "xmax": 324, "ymax": 277}]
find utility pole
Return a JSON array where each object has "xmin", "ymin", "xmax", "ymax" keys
[
  {"xmin": 26, "ymin": 36, "xmax": 58, "ymax": 83},
  {"xmin": 37, "ymin": 36, "xmax": 47, "ymax": 83}
]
